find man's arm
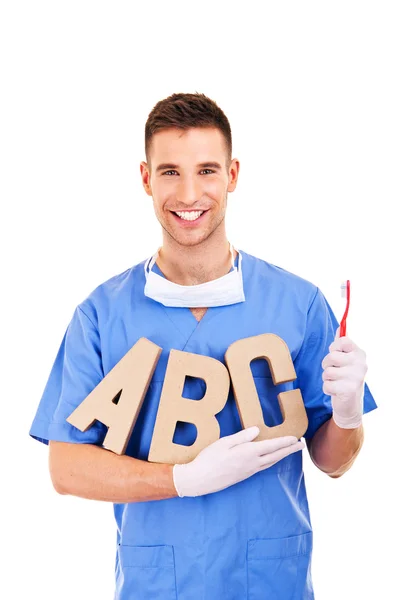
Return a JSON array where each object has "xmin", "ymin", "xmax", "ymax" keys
[
  {"xmin": 306, "ymin": 418, "xmax": 364, "ymax": 478},
  {"xmin": 49, "ymin": 441, "xmax": 177, "ymax": 502},
  {"xmin": 49, "ymin": 430, "xmax": 304, "ymax": 501}
]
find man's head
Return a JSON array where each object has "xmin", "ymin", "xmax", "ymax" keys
[{"xmin": 140, "ymin": 92, "xmax": 239, "ymax": 248}]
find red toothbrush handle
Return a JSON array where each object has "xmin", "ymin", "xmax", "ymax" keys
[{"xmin": 339, "ymin": 280, "xmax": 350, "ymax": 337}]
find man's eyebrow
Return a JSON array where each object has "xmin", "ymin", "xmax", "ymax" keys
[
  {"xmin": 155, "ymin": 162, "xmax": 222, "ymax": 173},
  {"xmin": 155, "ymin": 163, "xmax": 178, "ymax": 172},
  {"xmin": 198, "ymin": 162, "xmax": 222, "ymax": 170}
]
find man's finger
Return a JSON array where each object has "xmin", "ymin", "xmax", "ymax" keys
[
  {"xmin": 322, "ymin": 351, "xmax": 353, "ymax": 369},
  {"xmin": 259, "ymin": 441, "xmax": 305, "ymax": 467},
  {"xmin": 322, "ymin": 365, "xmax": 353, "ymax": 381},
  {"xmin": 253, "ymin": 435, "xmax": 299, "ymax": 457},
  {"xmin": 224, "ymin": 426, "xmax": 260, "ymax": 448},
  {"xmin": 329, "ymin": 337, "xmax": 357, "ymax": 354}
]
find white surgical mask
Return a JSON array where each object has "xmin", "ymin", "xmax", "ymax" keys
[{"xmin": 143, "ymin": 243, "xmax": 245, "ymax": 308}]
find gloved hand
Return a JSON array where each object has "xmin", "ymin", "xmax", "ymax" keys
[
  {"xmin": 321, "ymin": 327, "xmax": 368, "ymax": 429},
  {"xmin": 172, "ymin": 427, "xmax": 304, "ymax": 498}
]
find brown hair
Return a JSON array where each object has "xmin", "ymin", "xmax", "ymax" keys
[{"xmin": 145, "ymin": 92, "xmax": 232, "ymax": 169}]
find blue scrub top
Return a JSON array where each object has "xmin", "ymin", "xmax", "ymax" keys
[{"xmin": 29, "ymin": 250, "xmax": 377, "ymax": 600}]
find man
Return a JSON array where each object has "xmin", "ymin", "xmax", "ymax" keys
[{"xmin": 29, "ymin": 92, "xmax": 377, "ymax": 599}]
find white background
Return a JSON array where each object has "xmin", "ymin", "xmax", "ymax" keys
[{"xmin": 1, "ymin": 1, "xmax": 398, "ymax": 598}]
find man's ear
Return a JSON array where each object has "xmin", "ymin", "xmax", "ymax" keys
[
  {"xmin": 227, "ymin": 158, "xmax": 240, "ymax": 192},
  {"xmin": 140, "ymin": 161, "xmax": 152, "ymax": 196}
]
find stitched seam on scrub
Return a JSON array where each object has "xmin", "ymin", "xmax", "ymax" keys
[
  {"xmin": 77, "ymin": 305, "xmax": 97, "ymax": 329},
  {"xmin": 249, "ymin": 551, "xmax": 310, "ymax": 560}
]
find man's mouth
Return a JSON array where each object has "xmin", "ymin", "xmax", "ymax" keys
[{"xmin": 171, "ymin": 210, "xmax": 208, "ymax": 223}]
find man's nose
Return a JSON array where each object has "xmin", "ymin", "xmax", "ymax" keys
[{"xmin": 176, "ymin": 177, "xmax": 202, "ymax": 206}]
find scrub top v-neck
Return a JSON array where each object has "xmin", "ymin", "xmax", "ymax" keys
[{"xmin": 150, "ymin": 251, "xmax": 241, "ymax": 348}]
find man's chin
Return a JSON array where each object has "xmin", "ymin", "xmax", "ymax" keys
[
  {"xmin": 175, "ymin": 236, "xmax": 209, "ymax": 248},
  {"xmin": 168, "ymin": 229, "xmax": 211, "ymax": 248}
]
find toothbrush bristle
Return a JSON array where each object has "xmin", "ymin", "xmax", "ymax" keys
[{"xmin": 340, "ymin": 281, "xmax": 347, "ymax": 298}]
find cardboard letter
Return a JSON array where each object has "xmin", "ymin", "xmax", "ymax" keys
[
  {"xmin": 225, "ymin": 333, "xmax": 308, "ymax": 440},
  {"xmin": 148, "ymin": 349, "xmax": 230, "ymax": 464},
  {"xmin": 66, "ymin": 337, "xmax": 162, "ymax": 454}
]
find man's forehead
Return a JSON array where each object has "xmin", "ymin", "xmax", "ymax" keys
[
  {"xmin": 150, "ymin": 127, "xmax": 227, "ymax": 166},
  {"xmin": 152, "ymin": 126, "xmax": 225, "ymax": 150}
]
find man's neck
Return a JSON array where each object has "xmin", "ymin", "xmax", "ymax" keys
[{"xmin": 156, "ymin": 233, "xmax": 237, "ymax": 286}]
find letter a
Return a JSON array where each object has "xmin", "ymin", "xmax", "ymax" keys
[{"xmin": 67, "ymin": 338, "xmax": 162, "ymax": 454}]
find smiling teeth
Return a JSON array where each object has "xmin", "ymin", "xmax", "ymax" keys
[{"xmin": 175, "ymin": 210, "xmax": 204, "ymax": 221}]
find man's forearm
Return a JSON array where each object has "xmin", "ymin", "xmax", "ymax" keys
[
  {"xmin": 307, "ymin": 418, "xmax": 364, "ymax": 478},
  {"xmin": 49, "ymin": 440, "xmax": 177, "ymax": 502}
]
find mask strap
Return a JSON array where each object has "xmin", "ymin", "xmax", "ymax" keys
[
  {"xmin": 144, "ymin": 247, "xmax": 162, "ymax": 279},
  {"xmin": 144, "ymin": 256, "xmax": 152, "ymax": 278},
  {"xmin": 237, "ymin": 249, "xmax": 242, "ymax": 272},
  {"xmin": 229, "ymin": 242, "xmax": 239, "ymax": 272}
]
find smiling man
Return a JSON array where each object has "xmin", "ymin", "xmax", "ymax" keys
[{"xmin": 29, "ymin": 92, "xmax": 377, "ymax": 599}]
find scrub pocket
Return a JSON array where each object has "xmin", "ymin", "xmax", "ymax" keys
[
  {"xmin": 247, "ymin": 532, "xmax": 313, "ymax": 600},
  {"xmin": 117, "ymin": 544, "xmax": 177, "ymax": 600}
]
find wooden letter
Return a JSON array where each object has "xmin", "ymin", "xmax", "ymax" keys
[
  {"xmin": 66, "ymin": 338, "xmax": 162, "ymax": 454},
  {"xmin": 148, "ymin": 349, "xmax": 230, "ymax": 464},
  {"xmin": 225, "ymin": 333, "xmax": 308, "ymax": 440}
]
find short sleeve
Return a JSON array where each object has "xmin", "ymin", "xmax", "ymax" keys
[
  {"xmin": 294, "ymin": 288, "xmax": 377, "ymax": 439},
  {"xmin": 29, "ymin": 305, "xmax": 107, "ymax": 446}
]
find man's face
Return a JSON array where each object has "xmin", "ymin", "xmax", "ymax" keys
[{"xmin": 140, "ymin": 127, "xmax": 239, "ymax": 247}]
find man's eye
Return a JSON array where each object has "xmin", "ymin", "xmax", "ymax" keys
[{"xmin": 162, "ymin": 169, "xmax": 215, "ymax": 176}]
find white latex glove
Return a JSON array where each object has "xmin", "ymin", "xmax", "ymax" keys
[
  {"xmin": 321, "ymin": 327, "xmax": 368, "ymax": 429},
  {"xmin": 172, "ymin": 427, "xmax": 304, "ymax": 498}
]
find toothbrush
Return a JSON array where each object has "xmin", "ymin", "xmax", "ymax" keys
[{"xmin": 339, "ymin": 280, "xmax": 350, "ymax": 337}]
